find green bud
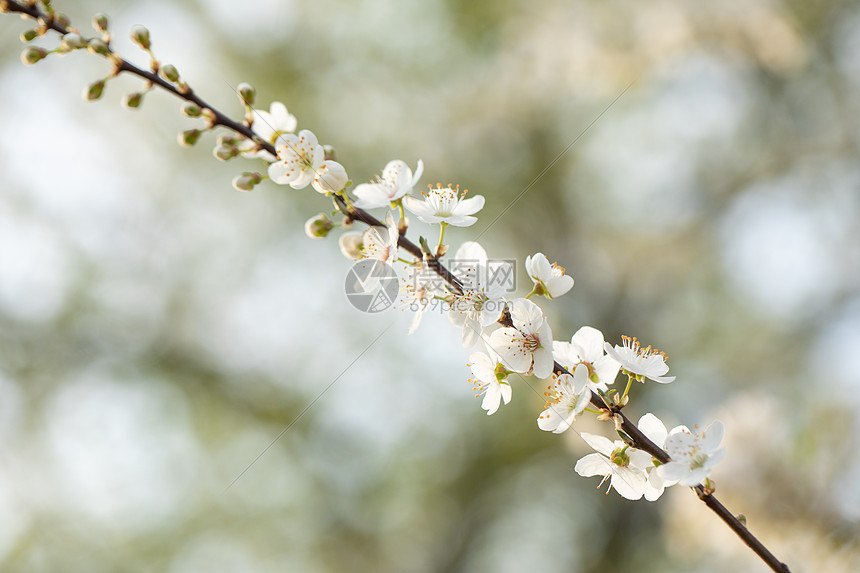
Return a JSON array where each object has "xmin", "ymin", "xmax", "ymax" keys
[
  {"xmin": 20, "ymin": 46, "xmax": 48, "ymax": 65},
  {"xmin": 213, "ymin": 145, "xmax": 237, "ymax": 161},
  {"xmin": 130, "ymin": 25, "xmax": 151, "ymax": 50},
  {"xmin": 217, "ymin": 133, "xmax": 239, "ymax": 147},
  {"xmin": 87, "ymin": 38, "xmax": 110, "ymax": 56},
  {"xmin": 83, "ymin": 79, "xmax": 105, "ymax": 101},
  {"xmin": 92, "ymin": 13, "xmax": 109, "ymax": 33},
  {"xmin": 123, "ymin": 92, "xmax": 143, "ymax": 109},
  {"xmin": 55, "ymin": 13, "xmax": 71, "ymax": 29},
  {"xmin": 61, "ymin": 33, "xmax": 85, "ymax": 50},
  {"xmin": 178, "ymin": 129, "xmax": 202, "ymax": 147},
  {"xmin": 304, "ymin": 213, "xmax": 335, "ymax": 238},
  {"xmin": 323, "ymin": 144, "xmax": 337, "ymax": 162},
  {"xmin": 232, "ymin": 172, "xmax": 263, "ymax": 193},
  {"xmin": 181, "ymin": 101, "xmax": 201, "ymax": 118},
  {"xmin": 20, "ymin": 29, "xmax": 39, "ymax": 43},
  {"xmin": 160, "ymin": 63, "xmax": 179, "ymax": 83},
  {"xmin": 237, "ymin": 82, "xmax": 255, "ymax": 105}
]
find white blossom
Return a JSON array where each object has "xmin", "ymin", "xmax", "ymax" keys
[
  {"xmin": 362, "ymin": 211, "xmax": 399, "ymax": 264},
  {"xmin": 353, "ymin": 159, "xmax": 424, "ymax": 209},
  {"xmin": 553, "ymin": 326, "xmax": 620, "ymax": 393},
  {"xmin": 659, "ymin": 420, "xmax": 726, "ymax": 487},
  {"xmin": 537, "ymin": 364, "xmax": 591, "ymax": 433},
  {"xmin": 604, "ymin": 335, "xmax": 676, "ymax": 384},
  {"xmin": 267, "ymin": 129, "xmax": 324, "ymax": 189},
  {"xmin": 402, "ymin": 262, "xmax": 446, "ymax": 335},
  {"xmin": 526, "ymin": 253, "xmax": 574, "ymax": 299},
  {"xmin": 488, "ymin": 298, "xmax": 553, "ymax": 379},
  {"xmin": 448, "ymin": 241, "xmax": 509, "ymax": 347},
  {"xmin": 575, "ymin": 433, "xmax": 654, "ymax": 501},
  {"xmin": 241, "ymin": 101, "xmax": 298, "ymax": 160},
  {"xmin": 403, "ymin": 184, "xmax": 484, "ymax": 227},
  {"xmin": 468, "ymin": 351, "xmax": 513, "ymax": 415},
  {"xmin": 312, "ymin": 160, "xmax": 348, "ymax": 194}
]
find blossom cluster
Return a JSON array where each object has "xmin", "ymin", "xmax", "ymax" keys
[
  {"xmin": 17, "ymin": 9, "xmax": 725, "ymax": 503},
  {"xmin": 234, "ymin": 97, "xmax": 725, "ymax": 502}
]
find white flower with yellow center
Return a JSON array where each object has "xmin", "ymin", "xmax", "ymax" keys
[
  {"xmin": 241, "ymin": 101, "xmax": 298, "ymax": 160},
  {"xmin": 553, "ymin": 326, "xmax": 621, "ymax": 393},
  {"xmin": 361, "ymin": 211, "xmax": 399, "ymax": 264},
  {"xmin": 448, "ymin": 241, "xmax": 509, "ymax": 347},
  {"xmin": 403, "ymin": 184, "xmax": 484, "ymax": 227},
  {"xmin": 468, "ymin": 351, "xmax": 513, "ymax": 415},
  {"xmin": 525, "ymin": 253, "xmax": 574, "ymax": 299},
  {"xmin": 659, "ymin": 420, "xmax": 726, "ymax": 487},
  {"xmin": 268, "ymin": 129, "xmax": 324, "ymax": 189},
  {"xmin": 488, "ymin": 298, "xmax": 553, "ymax": 379},
  {"xmin": 574, "ymin": 434, "xmax": 654, "ymax": 501},
  {"xmin": 604, "ymin": 335, "xmax": 675, "ymax": 384},
  {"xmin": 537, "ymin": 364, "xmax": 592, "ymax": 433}
]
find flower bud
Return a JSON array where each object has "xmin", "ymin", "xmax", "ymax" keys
[
  {"xmin": 20, "ymin": 29, "xmax": 39, "ymax": 42},
  {"xmin": 305, "ymin": 213, "xmax": 335, "ymax": 239},
  {"xmin": 83, "ymin": 79, "xmax": 105, "ymax": 101},
  {"xmin": 231, "ymin": 172, "xmax": 262, "ymax": 192},
  {"xmin": 160, "ymin": 63, "xmax": 179, "ymax": 83},
  {"xmin": 20, "ymin": 46, "xmax": 48, "ymax": 65},
  {"xmin": 312, "ymin": 160, "xmax": 348, "ymax": 194},
  {"xmin": 237, "ymin": 82, "xmax": 255, "ymax": 105},
  {"xmin": 92, "ymin": 13, "xmax": 109, "ymax": 33},
  {"xmin": 178, "ymin": 128, "xmax": 202, "ymax": 147},
  {"xmin": 123, "ymin": 91, "xmax": 143, "ymax": 109},
  {"xmin": 339, "ymin": 232, "xmax": 364, "ymax": 260},
  {"xmin": 181, "ymin": 101, "xmax": 201, "ymax": 118},
  {"xmin": 55, "ymin": 13, "xmax": 71, "ymax": 29},
  {"xmin": 213, "ymin": 145, "xmax": 237, "ymax": 161},
  {"xmin": 201, "ymin": 108, "xmax": 217, "ymax": 123},
  {"xmin": 130, "ymin": 25, "xmax": 151, "ymax": 50},
  {"xmin": 217, "ymin": 133, "xmax": 239, "ymax": 147},
  {"xmin": 87, "ymin": 38, "xmax": 110, "ymax": 56},
  {"xmin": 61, "ymin": 33, "xmax": 85, "ymax": 50}
]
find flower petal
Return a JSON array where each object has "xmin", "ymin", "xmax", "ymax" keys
[
  {"xmin": 637, "ymin": 413, "xmax": 668, "ymax": 447},
  {"xmin": 580, "ymin": 432, "xmax": 615, "ymax": 456},
  {"xmin": 611, "ymin": 467, "xmax": 647, "ymax": 500},
  {"xmin": 700, "ymin": 420, "xmax": 725, "ymax": 453},
  {"xmin": 570, "ymin": 327, "xmax": 602, "ymax": 363},
  {"xmin": 453, "ymin": 194, "xmax": 485, "ymax": 216},
  {"xmin": 574, "ymin": 452, "xmax": 613, "ymax": 478}
]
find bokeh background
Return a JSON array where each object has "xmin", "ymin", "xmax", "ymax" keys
[{"xmin": 2, "ymin": 0, "xmax": 860, "ymax": 571}]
